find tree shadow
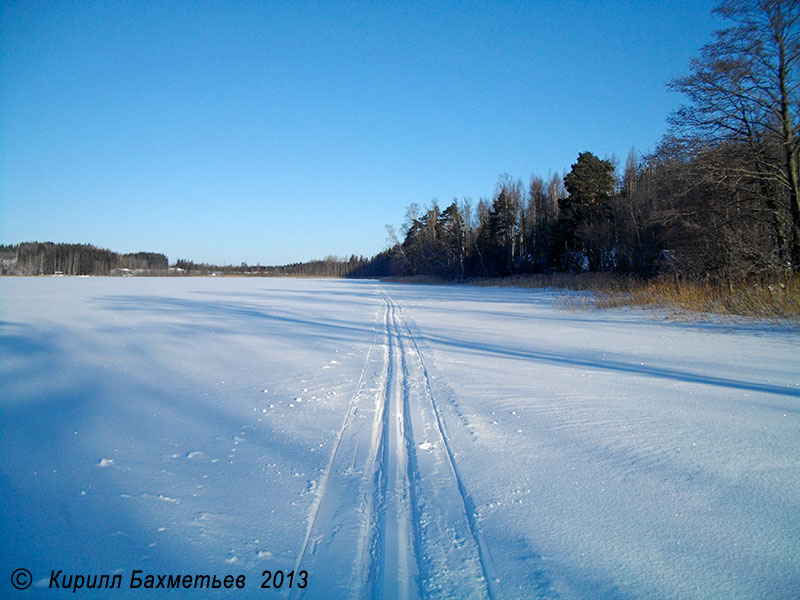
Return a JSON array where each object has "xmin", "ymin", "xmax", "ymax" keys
[
  {"xmin": 412, "ymin": 327, "xmax": 800, "ymax": 400},
  {"xmin": 0, "ymin": 318, "xmax": 338, "ymax": 594}
]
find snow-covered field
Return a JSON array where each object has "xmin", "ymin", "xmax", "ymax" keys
[{"xmin": 1, "ymin": 277, "xmax": 798, "ymax": 599}]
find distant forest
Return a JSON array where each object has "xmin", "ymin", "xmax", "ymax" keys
[
  {"xmin": 0, "ymin": 242, "xmax": 169, "ymax": 276},
  {"xmin": 0, "ymin": 242, "xmax": 370, "ymax": 277},
  {"xmin": 172, "ymin": 256, "xmax": 370, "ymax": 277},
  {"xmin": 4, "ymin": 2, "xmax": 798, "ymax": 283}
]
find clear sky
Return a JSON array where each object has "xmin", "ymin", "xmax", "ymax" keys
[{"xmin": 1, "ymin": 0, "xmax": 722, "ymax": 266}]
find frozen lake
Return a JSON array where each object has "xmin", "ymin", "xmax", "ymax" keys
[{"xmin": 1, "ymin": 277, "xmax": 799, "ymax": 598}]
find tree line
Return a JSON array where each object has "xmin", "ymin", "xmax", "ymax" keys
[
  {"xmin": 1, "ymin": 242, "xmax": 168, "ymax": 276},
  {"xmin": 0, "ymin": 242, "xmax": 369, "ymax": 277},
  {"xmin": 173, "ymin": 255, "xmax": 369, "ymax": 277},
  {"xmin": 354, "ymin": 0, "xmax": 800, "ymax": 282}
]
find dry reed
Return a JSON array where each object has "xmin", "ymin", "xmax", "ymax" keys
[
  {"xmin": 384, "ymin": 272, "xmax": 800, "ymax": 322},
  {"xmin": 561, "ymin": 275, "xmax": 799, "ymax": 322}
]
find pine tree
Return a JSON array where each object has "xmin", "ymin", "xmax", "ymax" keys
[{"xmin": 554, "ymin": 152, "xmax": 616, "ymax": 270}]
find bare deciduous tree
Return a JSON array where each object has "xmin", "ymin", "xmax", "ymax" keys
[{"xmin": 669, "ymin": 0, "xmax": 800, "ymax": 268}]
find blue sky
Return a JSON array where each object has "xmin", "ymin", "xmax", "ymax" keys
[{"xmin": 1, "ymin": 1, "xmax": 722, "ymax": 265}]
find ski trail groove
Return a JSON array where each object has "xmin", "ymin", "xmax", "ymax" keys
[
  {"xmin": 355, "ymin": 295, "xmax": 392, "ymax": 596},
  {"xmin": 367, "ymin": 297, "xmax": 421, "ymax": 599},
  {"xmin": 292, "ymin": 291, "xmax": 493, "ymax": 599},
  {"xmin": 293, "ymin": 314, "xmax": 379, "ymax": 569},
  {"xmin": 290, "ymin": 298, "xmax": 390, "ymax": 599},
  {"xmin": 399, "ymin": 298, "xmax": 497, "ymax": 599}
]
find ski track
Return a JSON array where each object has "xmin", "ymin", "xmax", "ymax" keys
[
  {"xmin": 291, "ymin": 290, "xmax": 493, "ymax": 599},
  {"xmin": 290, "ymin": 294, "xmax": 384, "ymax": 585}
]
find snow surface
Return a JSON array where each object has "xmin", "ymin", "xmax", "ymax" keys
[{"xmin": 1, "ymin": 277, "xmax": 798, "ymax": 599}]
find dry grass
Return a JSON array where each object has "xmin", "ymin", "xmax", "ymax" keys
[
  {"xmin": 469, "ymin": 273, "xmax": 625, "ymax": 291},
  {"xmin": 381, "ymin": 274, "xmax": 452, "ymax": 285},
  {"xmin": 555, "ymin": 274, "xmax": 800, "ymax": 323},
  {"xmin": 384, "ymin": 272, "xmax": 800, "ymax": 322}
]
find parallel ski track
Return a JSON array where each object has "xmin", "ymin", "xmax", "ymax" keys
[
  {"xmin": 391, "ymin": 294, "xmax": 497, "ymax": 599},
  {"xmin": 290, "ymin": 298, "xmax": 388, "ymax": 598},
  {"xmin": 353, "ymin": 294, "xmax": 393, "ymax": 596},
  {"xmin": 365, "ymin": 295, "xmax": 421, "ymax": 599},
  {"xmin": 293, "ymin": 290, "xmax": 494, "ymax": 599}
]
